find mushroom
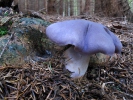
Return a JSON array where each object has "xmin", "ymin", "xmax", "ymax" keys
[{"xmin": 46, "ymin": 19, "xmax": 122, "ymax": 78}]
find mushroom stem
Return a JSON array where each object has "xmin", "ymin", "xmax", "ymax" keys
[{"xmin": 64, "ymin": 46, "xmax": 90, "ymax": 78}]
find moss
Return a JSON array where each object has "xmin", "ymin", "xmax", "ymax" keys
[
  {"xmin": 24, "ymin": 27, "xmax": 53, "ymax": 56},
  {"xmin": 0, "ymin": 26, "xmax": 8, "ymax": 36}
]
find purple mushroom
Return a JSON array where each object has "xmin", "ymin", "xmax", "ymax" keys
[{"xmin": 46, "ymin": 19, "xmax": 122, "ymax": 78}]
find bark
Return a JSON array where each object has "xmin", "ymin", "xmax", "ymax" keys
[
  {"xmin": 84, "ymin": 0, "xmax": 90, "ymax": 14},
  {"xmin": 70, "ymin": 0, "xmax": 74, "ymax": 15},
  {"xmin": 80, "ymin": 0, "xmax": 86, "ymax": 14},
  {"xmin": 89, "ymin": 0, "xmax": 95, "ymax": 15},
  {"xmin": 95, "ymin": 0, "xmax": 133, "ymax": 22},
  {"xmin": 47, "ymin": 0, "xmax": 56, "ymax": 14}
]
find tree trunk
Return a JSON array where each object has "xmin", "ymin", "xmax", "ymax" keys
[
  {"xmin": 70, "ymin": 0, "xmax": 73, "ymax": 15},
  {"xmin": 84, "ymin": 0, "xmax": 90, "ymax": 14},
  {"xmin": 95, "ymin": 0, "xmax": 133, "ymax": 22},
  {"xmin": 47, "ymin": 0, "xmax": 56, "ymax": 14},
  {"xmin": 80, "ymin": 0, "xmax": 86, "ymax": 14},
  {"xmin": 89, "ymin": 0, "xmax": 95, "ymax": 15},
  {"xmin": 120, "ymin": 0, "xmax": 133, "ymax": 22}
]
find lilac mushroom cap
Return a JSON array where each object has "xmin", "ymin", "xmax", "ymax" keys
[{"xmin": 46, "ymin": 19, "xmax": 122, "ymax": 78}]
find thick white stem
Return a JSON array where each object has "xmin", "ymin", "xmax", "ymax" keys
[{"xmin": 64, "ymin": 46, "xmax": 90, "ymax": 78}]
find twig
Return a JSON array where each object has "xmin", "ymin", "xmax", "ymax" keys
[
  {"xmin": 17, "ymin": 84, "xmax": 31, "ymax": 99},
  {"xmin": 45, "ymin": 90, "xmax": 52, "ymax": 100},
  {"xmin": 118, "ymin": 90, "xmax": 133, "ymax": 98},
  {"xmin": 102, "ymin": 69, "xmax": 133, "ymax": 93},
  {"xmin": 31, "ymin": 89, "xmax": 36, "ymax": 100},
  {"xmin": 0, "ymin": 32, "xmax": 14, "ymax": 59}
]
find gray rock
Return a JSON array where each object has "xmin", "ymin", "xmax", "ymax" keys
[{"xmin": 0, "ymin": 17, "xmax": 52, "ymax": 65}]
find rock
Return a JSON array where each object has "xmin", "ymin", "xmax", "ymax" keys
[
  {"xmin": 0, "ymin": 16, "xmax": 12, "ymax": 25},
  {"xmin": 89, "ymin": 53, "xmax": 118, "ymax": 65},
  {"xmin": 0, "ymin": 17, "xmax": 52, "ymax": 65},
  {"xmin": 0, "ymin": 7, "xmax": 13, "ymax": 16}
]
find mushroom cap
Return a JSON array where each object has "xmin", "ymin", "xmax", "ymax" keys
[{"xmin": 46, "ymin": 19, "xmax": 122, "ymax": 55}]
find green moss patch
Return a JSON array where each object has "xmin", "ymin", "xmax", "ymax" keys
[{"xmin": 0, "ymin": 26, "xmax": 8, "ymax": 36}]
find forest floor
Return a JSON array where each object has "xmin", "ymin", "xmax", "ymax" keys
[{"xmin": 0, "ymin": 13, "xmax": 133, "ymax": 100}]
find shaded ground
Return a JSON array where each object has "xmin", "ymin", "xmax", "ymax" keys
[{"xmin": 0, "ymin": 14, "xmax": 133, "ymax": 100}]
